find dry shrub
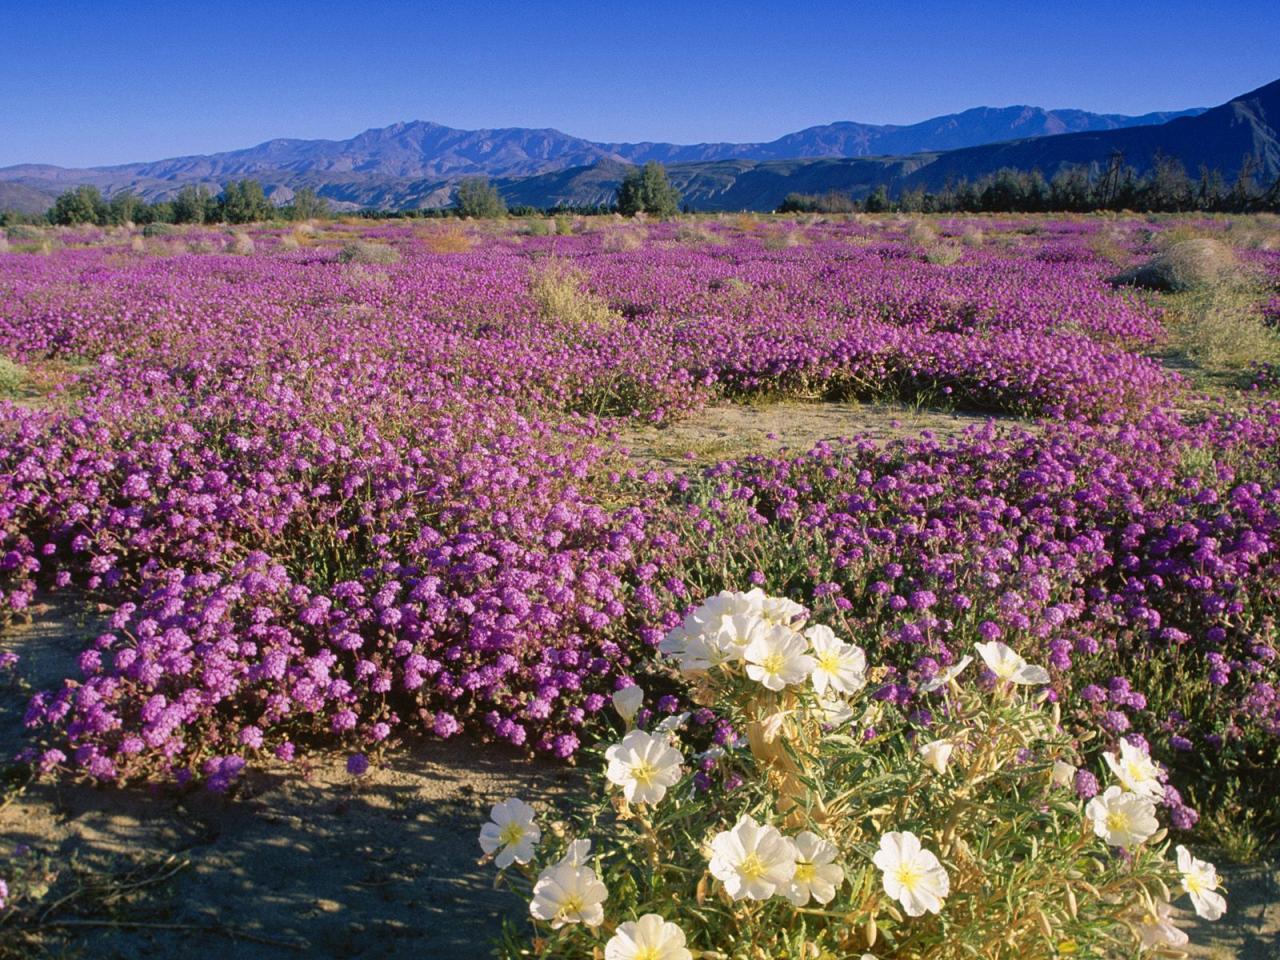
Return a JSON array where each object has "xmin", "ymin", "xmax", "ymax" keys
[
  {"xmin": 906, "ymin": 220, "xmax": 938, "ymax": 247},
  {"xmin": 676, "ymin": 223, "xmax": 721, "ymax": 245},
  {"xmin": 129, "ymin": 235, "xmax": 146, "ymax": 254},
  {"xmin": 528, "ymin": 260, "xmax": 618, "ymax": 332},
  {"xmin": 761, "ymin": 230, "xmax": 801, "ymax": 251},
  {"xmin": 187, "ymin": 239, "xmax": 215, "ymax": 255},
  {"xmin": 1223, "ymin": 215, "xmax": 1280, "ymax": 251},
  {"xmin": 1172, "ymin": 287, "xmax": 1280, "ymax": 370},
  {"xmin": 733, "ymin": 214, "xmax": 761, "ymax": 232},
  {"xmin": 0, "ymin": 235, "xmax": 9, "ymax": 254},
  {"xmin": 422, "ymin": 229, "xmax": 473, "ymax": 254},
  {"xmin": 337, "ymin": 240, "xmax": 401, "ymax": 265},
  {"xmin": 923, "ymin": 242, "xmax": 963, "ymax": 265},
  {"xmin": 279, "ymin": 235, "xmax": 301, "ymax": 252},
  {"xmin": 1115, "ymin": 238, "xmax": 1237, "ymax": 292},
  {"xmin": 600, "ymin": 227, "xmax": 646, "ymax": 252},
  {"xmin": 5, "ymin": 225, "xmax": 43, "ymax": 242},
  {"xmin": 960, "ymin": 227, "xmax": 986, "ymax": 247},
  {"xmin": 228, "ymin": 232, "xmax": 255, "ymax": 256},
  {"xmin": 1087, "ymin": 229, "xmax": 1131, "ymax": 266},
  {"xmin": 294, "ymin": 221, "xmax": 318, "ymax": 236}
]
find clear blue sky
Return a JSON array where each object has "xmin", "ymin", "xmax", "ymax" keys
[{"xmin": 2, "ymin": 0, "xmax": 1276, "ymax": 168}]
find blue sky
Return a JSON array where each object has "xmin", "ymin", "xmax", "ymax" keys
[{"xmin": 2, "ymin": 0, "xmax": 1276, "ymax": 167}]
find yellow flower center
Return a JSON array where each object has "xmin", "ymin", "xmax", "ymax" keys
[
  {"xmin": 895, "ymin": 862, "xmax": 923, "ymax": 893},
  {"xmin": 738, "ymin": 852, "xmax": 768, "ymax": 881},
  {"xmin": 558, "ymin": 894, "xmax": 585, "ymax": 919},
  {"xmin": 794, "ymin": 861, "xmax": 816, "ymax": 883},
  {"xmin": 817, "ymin": 652, "xmax": 842, "ymax": 674},
  {"xmin": 1125, "ymin": 760, "xmax": 1147, "ymax": 782},
  {"xmin": 1185, "ymin": 872, "xmax": 1205, "ymax": 895},
  {"xmin": 762, "ymin": 652, "xmax": 785, "ymax": 675},
  {"xmin": 498, "ymin": 822, "xmax": 525, "ymax": 847},
  {"xmin": 634, "ymin": 949, "xmax": 662, "ymax": 960},
  {"xmin": 629, "ymin": 758, "xmax": 656, "ymax": 786},
  {"xmin": 1105, "ymin": 810, "xmax": 1131, "ymax": 835}
]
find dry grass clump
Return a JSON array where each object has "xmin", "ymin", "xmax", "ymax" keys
[
  {"xmin": 528, "ymin": 260, "xmax": 618, "ymax": 332},
  {"xmin": 761, "ymin": 227, "xmax": 805, "ymax": 250},
  {"xmin": 959, "ymin": 226, "xmax": 986, "ymax": 247},
  {"xmin": 600, "ymin": 227, "xmax": 646, "ymax": 252},
  {"xmin": 337, "ymin": 240, "xmax": 401, "ymax": 265},
  {"xmin": 0, "ymin": 356, "xmax": 25, "ymax": 396},
  {"xmin": 228, "ymin": 232, "xmax": 255, "ymax": 256},
  {"xmin": 1087, "ymin": 228, "xmax": 1132, "ymax": 266},
  {"xmin": 129, "ymin": 235, "xmax": 146, "ymax": 254},
  {"xmin": 1223, "ymin": 215, "xmax": 1280, "ymax": 251},
  {"xmin": 923, "ymin": 241, "xmax": 963, "ymax": 265},
  {"xmin": 278, "ymin": 235, "xmax": 301, "ymax": 252},
  {"xmin": 0, "ymin": 235, "xmax": 9, "ymax": 254},
  {"xmin": 1168, "ymin": 286, "xmax": 1280, "ymax": 373},
  {"xmin": 421, "ymin": 228, "xmax": 473, "ymax": 254},
  {"xmin": 1115, "ymin": 238, "xmax": 1238, "ymax": 292},
  {"xmin": 675, "ymin": 223, "xmax": 722, "ymax": 245},
  {"xmin": 906, "ymin": 219, "xmax": 938, "ymax": 246}
]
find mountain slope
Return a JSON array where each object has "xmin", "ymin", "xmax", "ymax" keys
[{"xmin": 0, "ymin": 101, "xmax": 1207, "ymax": 211}]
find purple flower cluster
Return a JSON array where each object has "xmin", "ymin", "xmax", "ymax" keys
[{"xmin": 0, "ymin": 217, "xmax": 1274, "ymax": 800}]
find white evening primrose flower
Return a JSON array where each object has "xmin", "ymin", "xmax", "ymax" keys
[
  {"xmin": 744, "ymin": 624, "xmax": 816, "ymax": 691},
  {"xmin": 529, "ymin": 860, "xmax": 608, "ymax": 929},
  {"xmin": 604, "ymin": 914, "xmax": 692, "ymax": 960},
  {"xmin": 716, "ymin": 610, "xmax": 770, "ymax": 662},
  {"xmin": 918, "ymin": 739, "xmax": 954, "ymax": 775},
  {"xmin": 759, "ymin": 592, "xmax": 806, "ymax": 627},
  {"xmin": 1086, "ymin": 786, "xmax": 1159, "ymax": 848},
  {"xmin": 1175, "ymin": 844, "xmax": 1226, "ymax": 920},
  {"xmin": 707, "ymin": 814, "xmax": 797, "ymax": 901},
  {"xmin": 784, "ymin": 831, "xmax": 844, "ymax": 906},
  {"xmin": 690, "ymin": 590, "xmax": 762, "ymax": 631},
  {"xmin": 975, "ymin": 641, "xmax": 1051, "ymax": 685},
  {"xmin": 556, "ymin": 838, "xmax": 593, "ymax": 868},
  {"xmin": 919, "ymin": 655, "xmax": 973, "ymax": 693},
  {"xmin": 872, "ymin": 831, "xmax": 950, "ymax": 917},
  {"xmin": 605, "ymin": 730, "xmax": 685, "ymax": 805},
  {"xmin": 816, "ymin": 696, "xmax": 855, "ymax": 727},
  {"xmin": 806, "ymin": 624, "xmax": 867, "ymax": 697},
  {"xmin": 1103, "ymin": 740, "xmax": 1164, "ymax": 799},
  {"xmin": 1133, "ymin": 899, "xmax": 1189, "ymax": 950},
  {"xmin": 612, "ymin": 685, "xmax": 643, "ymax": 725},
  {"xmin": 654, "ymin": 712, "xmax": 692, "ymax": 741},
  {"xmin": 1051, "ymin": 759, "xmax": 1077, "ymax": 789},
  {"xmin": 478, "ymin": 797, "xmax": 540, "ymax": 868}
]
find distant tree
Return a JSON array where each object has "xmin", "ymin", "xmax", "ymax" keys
[
  {"xmin": 1048, "ymin": 167, "xmax": 1091, "ymax": 211},
  {"xmin": 218, "ymin": 179, "xmax": 272, "ymax": 224},
  {"xmin": 107, "ymin": 190, "xmax": 145, "ymax": 225},
  {"xmin": 1142, "ymin": 153, "xmax": 1193, "ymax": 212},
  {"xmin": 286, "ymin": 187, "xmax": 329, "ymax": 220},
  {"xmin": 616, "ymin": 162, "xmax": 681, "ymax": 218},
  {"xmin": 862, "ymin": 185, "xmax": 890, "ymax": 213},
  {"xmin": 454, "ymin": 177, "xmax": 507, "ymax": 218},
  {"xmin": 172, "ymin": 185, "xmax": 213, "ymax": 224},
  {"xmin": 49, "ymin": 185, "xmax": 108, "ymax": 225},
  {"xmin": 1229, "ymin": 154, "xmax": 1259, "ymax": 211}
]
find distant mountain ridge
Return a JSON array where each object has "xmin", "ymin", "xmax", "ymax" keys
[{"xmin": 0, "ymin": 102, "xmax": 1206, "ymax": 213}]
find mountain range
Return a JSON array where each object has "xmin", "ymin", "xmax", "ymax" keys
[{"xmin": 0, "ymin": 78, "xmax": 1276, "ymax": 213}]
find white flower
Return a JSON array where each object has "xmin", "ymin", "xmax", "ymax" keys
[
  {"xmin": 1176, "ymin": 844, "xmax": 1226, "ymax": 920},
  {"xmin": 478, "ymin": 797, "xmax": 540, "ymax": 868},
  {"xmin": 919, "ymin": 655, "xmax": 973, "ymax": 693},
  {"xmin": 708, "ymin": 815, "xmax": 797, "ymax": 901},
  {"xmin": 816, "ymin": 696, "xmax": 855, "ymax": 727},
  {"xmin": 612, "ymin": 686, "xmax": 643, "ymax": 725},
  {"xmin": 1103, "ymin": 740, "xmax": 1164, "ymax": 799},
  {"xmin": 759, "ymin": 592, "xmax": 806, "ymax": 627},
  {"xmin": 784, "ymin": 831, "xmax": 844, "ymax": 906},
  {"xmin": 918, "ymin": 739, "xmax": 954, "ymax": 775},
  {"xmin": 872, "ymin": 831, "xmax": 950, "ymax": 916},
  {"xmin": 975, "ymin": 641, "xmax": 1051, "ymax": 685},
  {"xmin": 1051, "ymin": 759, "xmax": 1077, "ymax": 789},
  {"xmin": 744, "ymin": 624, "xmax": 815, "ymax": 691},
  {"xmin": 654, "ymin": 711, "xmax": 692, "ymax": 741},
  {"xmin": 605, "ymin": 730, "xmax": 685, "ymax": 805},
  {"xmin": 806, "ymin": 624, "xmax": 867, "ymax": 697},
  {"xmin": 556, "ymin": 838, "xmax": 593, "ymax": 868},
  {"xmin": 604, "ymin": 914, "xmax": 692, "ymax": 960},
  {"xmin": 1133, "ymin": 899, "xmax": 1189, "ymax": 950},
  {"xmin": 1086, "ymin": 786, "xmax": 1159, "ymax": 848},
  {"xmin": 690, "ymin": 590, "xmax": 762, "ymax": 631},
  {"xmin": 530, "ymin": 860, "xmax": 608, "ymax": 929}
]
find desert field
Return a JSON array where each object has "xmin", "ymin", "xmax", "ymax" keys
[{"xmin": 1, "ymin": 213, "xmax": 1279, "ymax": 958}]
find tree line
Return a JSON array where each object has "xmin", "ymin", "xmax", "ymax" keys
[{"xmin": 779, "ymin": 153, "xmax": 1280, "ymax": 215}]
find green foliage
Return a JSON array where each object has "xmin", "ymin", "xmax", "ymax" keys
[
  {"xmin": 285, "ymin": 187, "xmax": 329, "ymax": 220},
  {"xmin": 218, "ymin": 179, "xmax": 273, "ymax": 224},
  {"xmin": 336, "ymin": 239, "xmax": 401, "ymax": 265},
  {"xmin": 616, "ymin": 162, "xmax": 682, "ymax": 218},
  {"xmin": 48, "ymin": 185, "xmax": 107, "ymax": 226},
  {"xmin": 454, "ymin": 177, "xmax": 507, "ymax": 219},
  {"xmin": 171, "ymin": 185, "xmax": 214, "ymax": 224},
  {"xmin": 778, "ymin": 190, "xmax": 855, "ymax": 214},
  {"xmin": 107, "ymin": 190, "xmax": 145, "ymax": 225}
]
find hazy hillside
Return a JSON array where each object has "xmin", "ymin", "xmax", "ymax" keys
[{"xmin": 0, "ymin": 101, "xmax": 1206, "ymax": 213}]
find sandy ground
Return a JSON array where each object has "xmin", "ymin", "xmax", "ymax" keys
[
  {"xmin": 620, "ymin": 399, "xmax": 1027, "ymax": 467},
  {"xmin": 0, "ymin": 598, "xmax": 576, "ymax": 959}
]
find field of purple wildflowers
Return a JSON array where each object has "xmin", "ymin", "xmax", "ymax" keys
[{"xmin": 1, "ymin": 213, "xmax": 1278, "ymax": 952}]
